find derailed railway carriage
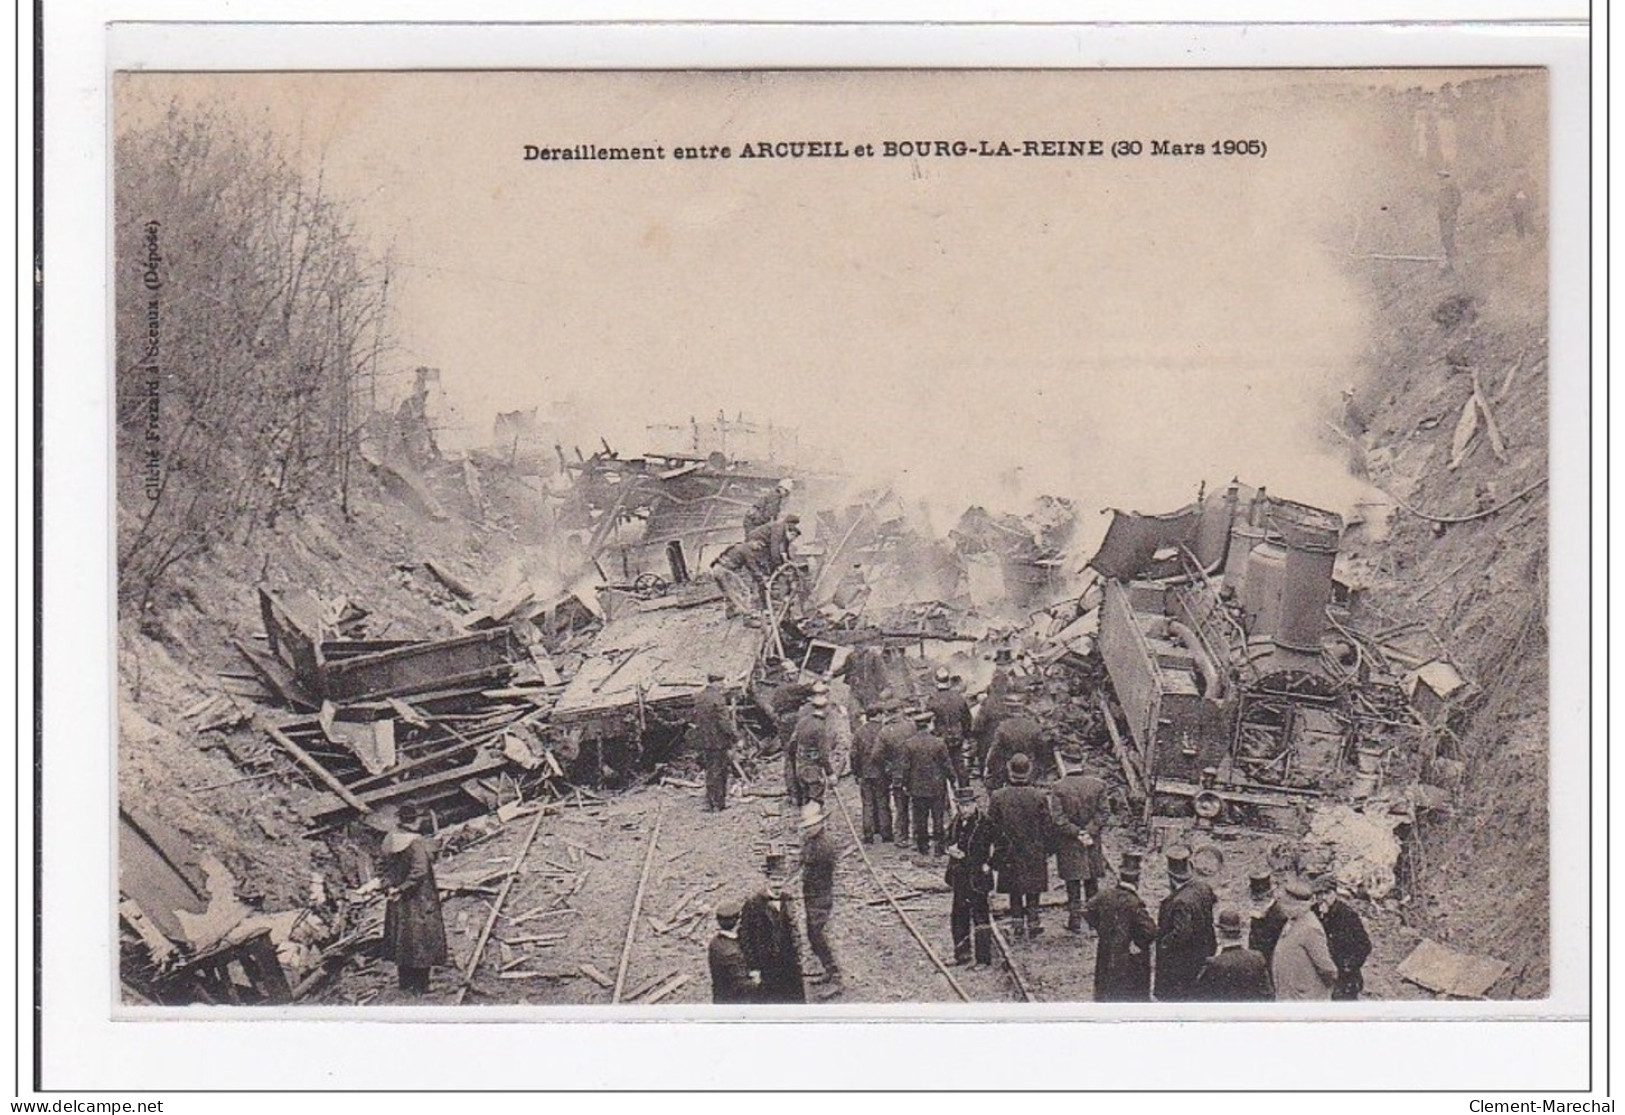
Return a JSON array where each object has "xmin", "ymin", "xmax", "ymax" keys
[{"xmin": 1091, "ymin": 483, "xmax": 1418, "ymax": 824}]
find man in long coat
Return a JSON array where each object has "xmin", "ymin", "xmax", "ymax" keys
[
  {"xmin": 691, "ymin": 672, "xmax": 738, "ymax": 812},
  {"xmin": 944, "ymin": 785, "xmax": 996, "ymax": 966},
  {"xmin": 904, "ymin": 711, "xmax": 954, "ymax": 856},
  {"xmin": 926, "ymin": 668, "xmax": 975, "ymax": 786},
  {"xmin": 1193, "ymin": 909, "xmax": 1274, "ymax": 1001},
  {"xmin": 848, "ymin": 705, "xmax": 892, "ymax": 843},
  {"xmin": 1314, "ymin": 876, "xmax": 1373, "ymax": 1001},
  {"xmin": 799, "ymin": 803, "xmax": 842, "ymax": 997},
  {"xmin": 375, "ymin": 803, "xmax": 450, "ymax": 994},
  {"xmin": 1154, "ymin": 846, "xmax": 1218, "ymax": 1002},
  {"xmin": 1047, "ymin": 744, "xmax": 1109, "ymax": 933},
  {"xmin": 1084, "ymin": 851, "xmax": 1158, "ymax": 1002},
  {"xmin": 878, "ymin": 705, "xmax": 917, "ymax": 849},
  {"xmin": 1271, "ymin": 879, "xmax": 1338, "ymax": 1000},
  {"xmin": 791, "ymin": 694, "xmax": 833, "ymax": 805},
  {"xmin": 738, "ymin": 854, "xmax": 805, "ymax": 1004},
  {"xmin": 988, "ymin": 753, "xmax": 1052, "ymax": 938},
  {"xmin": 771, "ymin": 666, "xmax": 817, "ymax": 805},
  {"xmin": 708, "ymin": 898, "xmax": 760, "ymax": 1004}
]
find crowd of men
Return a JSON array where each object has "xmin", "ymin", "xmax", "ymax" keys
[{"xmin": 703, "ymin": 649, "xmax": 1373, "ymax": 1006}]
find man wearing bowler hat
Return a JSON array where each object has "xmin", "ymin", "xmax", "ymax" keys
[
  {"xmin": 1084, "ymin": 851, "xmax": 1158, "ymax": 1002},
  {"xmin": 739, "ymin": 851, "xmax": 806, "ymax": 1004},
  {"xmin": 790, "ymin": 693, "xmax": 833, "ymax": 805},
  {"xmin": 1248, "ymin": 869, "xmax": 1289, "ymax": 964},
  {"xmin": 848, "ymin": 702, "xmax": 892, "ymax": 844},
  {"xmin": 691, "ymin": 670, "xmax": 738, "ymax": 812},
  {"xmin": 944, "ymin": 785, "xmax": 996, "ymax": 966},
  {"xmin": 904, "ymin": 709, "xmax": 954, "ymax": 857},
  {"xmin": 878, "ymin": 700, "xmax": 917, "ymax": 849},
  {"xmin": 927, "ymin": 666, "xmax": 975, "ymax": 786},
  {"xmin": 1155, "ymin": 845, "xmax": 1218, "ymax": 1001},
  {"xmin": 988, "ymin": 752, "xmax": 1052, "ymax": 938},
  {"xmin": 371, "ymin": 802, "xmax": 450, "ymax": 995},
  {"xmin": 1193, "ymin": 910, "xmax": 1275, "ymax": 1001}
]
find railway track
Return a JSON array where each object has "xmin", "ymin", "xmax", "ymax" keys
[{"xmin": 825, "ymin": 779, "xmax": 1037, "ymax": 1003}]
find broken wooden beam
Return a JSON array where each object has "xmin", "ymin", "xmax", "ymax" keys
[
  {"xmin": 611, "ymin": 807, "xmax": 664, "ymax": 1004},
  {"xmin": 261, "ymin": 718, "xmax": 373, "ymax": 815}
]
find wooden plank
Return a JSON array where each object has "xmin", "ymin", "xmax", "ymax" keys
[
  {"xmin": 454, "ymin": 806, "xmax": 549, "ymax": 1005},
  {"xmin": 260, "ymin": 718, "xmax": 372, "ymax": 815},
  {"xmin": 641, "ymin": 973, "xmax": 692, "ymax": 1005},
  {"xmin": 611, "ymin": 807, "xmax": 665, "ymax": 1003},
  {"xmin": 578, "ymin": 963, "xmax": 614, "ymax": 989}
]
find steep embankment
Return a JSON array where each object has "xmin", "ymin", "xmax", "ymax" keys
[{"xmin": 1338, "ymin": 178, "xmax": 1549, "ymax": 996}]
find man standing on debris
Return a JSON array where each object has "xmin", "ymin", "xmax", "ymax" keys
[
  {"xmin": 878, "ymin": 698, "xmax": 917, "ymax": 849},
  {"xmin": 708, "ymin": 898, "xmax": 761, "ymax": 1004},
  {"xmin": 1193, "ymin": 910, "xmax": 1275, "ymax": 1001},
  {"xmin": 748, "ymin": 514, "xmax": 802, "ymax": 576},
  {"xmin": 692, "ymin": 671, "xmax": 738, "ymax": 813},
  {"xmin": 904, "ymin": 709, "xmax": 954, "ymax": 857},
  {"xmin": 791, "ymin": 693, "xmax": 834, "ymax": 805},
  {"xmin": 1047, "ymin": 743, "xmax": 1109, "ymax": 934},
  {"xmin": 773, "ymin": 665, "xmax": 818, "ymax": 805},
  {"xmin": 373, "ymin": 803, "xmax": 450, "ymax": 996},
  {"xmin": 739, "ymin": 852, "xmax": 806, "ymax": 1004},
  {"xmin": 1154, "ymin": 846, "xmax": 1218, "ymax": 1002},
  {"xmin": 714, "ymin": 535, "xmax": 769, "ymax": 622},
  {"xmin": 945, "ymin": 785, "xmax": 996, "ymax": 967},
  {"xmin": 799, "ymin": 802, "xmax": 842, "ymax": 997},
  {"xmin": 1248, "ymin": 870, "xmax": 1288, "ymax": 965},
  {"xmin": 984, "ymin": 693, "xmax": 1041, "ymax": 792},
  {"xmin": 1084, "ymin": 851, "xmax": 1158, "ymax": 1002},
  {"xmin": 849, "ymin": 703, "xmax": 893, "ymax": 843},
  {"xmin": 1271, "ymin": 879, "xmax": 1339, "ymax": 1000},
  {"xmin": 989, "ymin": 753, "xmax": 1052, "ymax": 938},
  {"xmin": 971, "ymin": 649, "xmax": 1014, "ymax": 779},
  {"xmin": 1313, "ymin": 875, "xmax": 1373, "ymax": 1001},
  {"xmin": 742, "ymin": 481, "xmax": 790, "ymax": 533},
  {"xmin": 927, "ymin": 667, "xmax": 975, "ymax": 786}
]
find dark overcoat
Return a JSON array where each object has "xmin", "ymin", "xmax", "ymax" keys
[
  {"xmin": 850, "ymin": 720, "xmax": 887, "ymax": 784},
  {"xmin": 1047, "ymin": 773, "xmax": 1109, "ymax": 881},
  {"xmin": 739, "ymin": 891, "xmax": 805, "ymax": 1004},
  {"xmin": 380, "ymin": 833, "xmax": 450, "ymax": 970},
  {"xmin": 1193, "ymin": 946, "xmax": 1275, "ymax": 1001},
  {"xmin": 926, "ymin": 689, "xmax": 974, "ymax": 742},
  {"xmin": 1319, "ymin": 897, "xmax": 1373, "ymax": 975},
  {"xmin": 944, "ymin": 809, "xmax": 996, "ymax": 894},
  {"xmin": 904, "ymin": 730, "xmax": 954, "ymax": 799},
  {"xmin": 1155, "ymin": 879, "xmax": 1218, "ymax": 1001},
  {"xmin": 1084, "ymin": 883, "xmax": 1157, "ymax": 1002},
  {"xmin": 984, "ymin": 716, "xmax": 1042, "ymax": 790},
  {"xmin": 708, "ymin": 934, "xmax": 757, "ymax": 1004},
  {"xmin": 690, "ymin": 684, "xmax": 737, "ymax": 753},
  {"xmin": 988, "ymin": 783, "xmax": 1051, "ymax": 895}
]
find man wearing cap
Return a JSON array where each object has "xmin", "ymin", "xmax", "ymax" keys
[
  {"xmin": 988, "ymin": 752, "xmax": 1052, "ymax": 938},
  {"xmin": 799, "ymin": 802, "xmax": 842, "ymax": 995},
  {"xmin": 926, "ymin": 667, "xmax": 975, "ymax": 787},
  {"xmin": 1193, "ymin": 910, "xmax": 1275, "ymax": 1001},
  {"xmin": 971, "ymin": 652, "xmax": 1013, "ymax": 779},
  {"xmin": 742, "ymin": 484, "xmax": 788, "ymax": 533},
  {"xmin": 1154, "ymin": 846, "xmax": 1218, "ymax": 1001},
  {"xmin": 984, "ymin": 697, "xmax": 1043, "ymax": 792},
  {"xmin": 878, "ymin": 702, "xmax": 917, "ymax": 849},
  {"xmin": 1084, "ymin": 851, "xmax": 1158, "ymax": 1001},
  {"xmin": 739, "ymin": 854, "xmax": 806, "ymax": 1004},
  {"xmin": 1047, "ymin": 745, "xmax": 1110, "ymax": 934},
  {"xmin": 791, "ymin": 693, "xmax": 833, "ymax": 805},
  {"xmin": 747, "ymin": 514, "xmax": 802, "ymax": 577},
  {"xmin": 714, "ymin": 535, "xmax": 769, "ymax": 621},
  {"xmin": 904, "ymin": 710, "xmax": 954, "ymax": 857},
  {"xmin": 945, "ymin": 785, "xmax": 996, "ymax": 966},
  {"xmin": 692, "ymin": 672, "xmax": 738, "ymax": 813},
  {"xmin": 374, "ymin": 803, "xmax": 450, "ymax": 995},
  {"xmin": 1313, "ymin": 876, "xmax": 1373, "ymax": 1001},
  {"xmin": 848, "ymin": 705, "xmax": 892, "ymax": 843},
  {"xmin": 1248, "ymin": 871, "xmax": 1289, "ymax": 964},
  {"xmin": 1271, "ymin": 878, "xmax": 1338, "ymax": 1000},
  {"xmin": 771, "ymin": 666, "xmax": 818, "ymax": 805},
  {"xmin": 709, "ymin": 898, "xmax": 761, "ymax": 1004}
]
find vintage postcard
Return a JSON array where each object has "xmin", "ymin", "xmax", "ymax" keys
[{"xmin": 110, "ymin": 66, "xmax": 1554, "ymax": 1018}]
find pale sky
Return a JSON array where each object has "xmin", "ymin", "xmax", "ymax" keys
[{"xmin": 115, "ymin": 68, "xmax": 1538, "ymax": 524}]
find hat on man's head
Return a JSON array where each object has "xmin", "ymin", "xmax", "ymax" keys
[
  {"xmin": 910, "ymin": 709, "xmax": 934, "ymax": 726},
  {"xmin": 1058, "ymin": 742, "xmax": 1085, "ymax": 765},
  {"xmin": 716, "ymin": 897, "xmax": 742, "ymax": 922},
  {"xmin": 934, "ymin": 667, "xmax": 951, "ymax": 689},
  {"xmin": 800, "ymin": 802, "xmax": 826, "ymax": 829},
  {"xmin": 809, "ymin": 694, "xmax": 829, "ymax": 715},
  {"xmin": 1118, "ymin": 851, "xmax": 1143, "ymax": 882},
  {"xmin": 1216, "ymin": 909, "xmax": 1244, "ymax": 939},
  {"xmin": 1007, "ymin": 753, "xmax": 1033, "ymax": 784},
  {"xmin": 1248, "ymin": 870, "xmax": 1275, "ymax": 901},
  {"xmin": 784, "ymin": 514, "xmax": 801, "ymax": 526},
  {"xmin": 782, "ymin": 661, "xmax": 801, "ymax": 678},
  {"xmin": 1166, "ymin": 845, "xmax": 1193, "ymax": 883},
  {"xmin": 1283, "ymin": 879, "xmax": 1315, "ymax": 905}
]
